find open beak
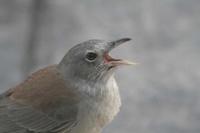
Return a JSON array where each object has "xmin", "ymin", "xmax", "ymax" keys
[{"xmin": 104, "ymin": 38, "xmax": 138, "ymax": 66}]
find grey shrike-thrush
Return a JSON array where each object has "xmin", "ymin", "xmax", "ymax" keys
[{"xmin": 0, "ymin": 38, "xmax": 135, "ymax": 133}]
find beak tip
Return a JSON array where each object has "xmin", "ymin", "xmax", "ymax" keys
[
  {"xmin": 123, "ymin": 60, "xmax": 139, "ymax": 66},
  {"xmin": 123, "ymin": 38, "xmax": 132, "ymax": 42},
  {"xmin": 117, "ymin": 38, "xmax": 132, "ymax": 44},
  {"xmin": 110, "ymin": 37, "xmax": 132, "ymax": 48}
]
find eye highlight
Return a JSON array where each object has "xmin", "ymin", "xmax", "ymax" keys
[{"xmin": 85, "ymin": 52, "xmax": 98, "ymax": 62}]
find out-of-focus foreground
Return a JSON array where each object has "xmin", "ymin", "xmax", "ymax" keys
[{"xmin": 0, "ymin": 0, "xmax": 199, "ymax": 133}]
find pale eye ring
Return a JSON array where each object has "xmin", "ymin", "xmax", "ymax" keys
[{"xmin": 85, "ymin": 52, "xmax": 98, "ymax": 62}]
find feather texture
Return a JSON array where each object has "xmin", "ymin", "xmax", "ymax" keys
[{"xmin": 0, "ymin": 66, "xmax": 79, "ymax": 133}]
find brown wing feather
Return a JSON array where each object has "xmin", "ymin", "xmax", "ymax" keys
[{"xmin": 0, "ymin": 65, "xmax": 80, "ymax": 133}]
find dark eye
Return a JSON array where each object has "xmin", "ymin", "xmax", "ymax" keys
[{"xmin": 85, "ymin": 52, "xmax": 97, "ymax": 62}]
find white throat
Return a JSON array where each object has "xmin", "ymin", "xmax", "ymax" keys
[{"xmin": 73, "ymin": 76, "xmax": 121, "ymax": 133}]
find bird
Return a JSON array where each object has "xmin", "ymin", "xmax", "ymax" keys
[{"xmin": 0, "ymin": 38, "xmax": 135, "ymax": 133}]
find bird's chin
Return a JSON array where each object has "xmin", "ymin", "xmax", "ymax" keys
[
  {"xmin": 97, "ymin": 66, "xmax": 115, "ymax": 82},
  {"xmin": 108, "ymin": 65, "xmax": 116, "ymax": 71},
  {"xmin": 106, "ymin": 66, "xmax": 117, "ymax": 76}
]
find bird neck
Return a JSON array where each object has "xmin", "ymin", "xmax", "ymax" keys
[{"xmin": 57, "ymin": 63, "xmax": 114, "ymax": 98}]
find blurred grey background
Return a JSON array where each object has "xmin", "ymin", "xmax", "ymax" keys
[{"xmin": 0, "ymin": 0, "xmax": 200, "ymax": 133}]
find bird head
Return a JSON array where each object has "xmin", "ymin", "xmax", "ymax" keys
[{"xmin": 59, "ymin": 38, "xmax": 136, "ymax": 84}]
